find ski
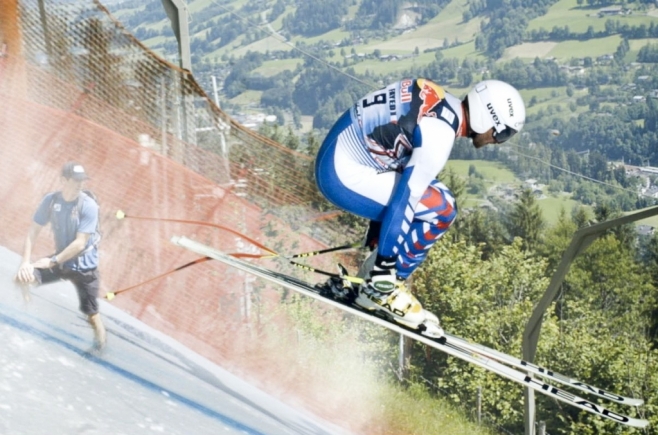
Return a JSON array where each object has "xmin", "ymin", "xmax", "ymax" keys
[
  {"xmin": 171, "ymin": 236, "xmax": 649, "ymax": 429},
  {"xmin": 443, "ymin": 334, "xmax": 644, "ymax": 407}
]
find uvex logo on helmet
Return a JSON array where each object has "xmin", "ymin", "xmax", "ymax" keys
[
  {"xmin": 508, "ymin": 98, "xmax": 514, "ymax": 117},
  {"xmin": 487, "ymin": 103, "xmax": 502, "ymax": 127}
]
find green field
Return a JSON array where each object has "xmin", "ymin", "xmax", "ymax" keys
[
  {"xmin": 349, "ymin": 52, "xmax": 438, "ymax": 76},
  {"xmin": 536, "ymin": 193, "xmax": 589, "ymax": 224},
  {"xmin": 252, "ymin": 58, "xmax": 303, "ymax": 77},
  {"xmin": 628, "ymin": 38, "xmax": 658, "ymax": 60},
  {"xmin": 445, "ymin": 159, "xmax": 520, "ymax": 214},
  {"xmin": 445, "ymin": 160, "xmax": 602, "ymax": 227},
  {"xmin": 633, "ymin": 215, "xmax": 658, "ymax": 227},
  {"xmin": 228, "ymin": 89, "xmax": 263, "ymax": 106},
  {"xmin": 443, "ymin": 40, "xmax": 487, "ymax": 61},
  {"xmin": 549, "ymin": 35, "xmax": 624, "ymax": 60},
  {"xmin": 446, "ymin": 160, "xmax": 518, "ymax": 184},
  {"xmin": 521, "ymin": 86, "xmax": 589, "ymax": 119},
  {"xmin": 527, "ymin": 0, "xmax": 609, "ymax": 33},
  {"xmin": 526, "ymin": 0, "xmax": 658, "ymax": 33}
]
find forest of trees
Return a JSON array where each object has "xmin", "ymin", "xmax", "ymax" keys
[{"xmin": 412, "ymin": 209, "xmax": 658, "ymax": 434}]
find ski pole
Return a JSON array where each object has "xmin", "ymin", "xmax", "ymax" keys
[
  {"xmin": 288, "ymin": 242, "xmax": 361, "ymax": 259},
  {"xmin": 287, "ymin": 259, "xmax": 364, "ymax": 285},
  {"xmin": 250, "ymin": 240, "xmax": 362, "ymax": 278},
  {"xmin": 103, "ymin": 255, "xmax": 344, "ymax": 301}
]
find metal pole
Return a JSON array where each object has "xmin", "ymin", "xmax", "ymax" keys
[
  {"xmin": 477, "ymin": 386, "xmax": 482, "ymax": 425},
  {"xmin": 398, "ymin": 334, "xmax": 404, "ymax": 379},
  {"xmin": 160, "ymin": 75, "xmax": 167, "ymax": 154},
  {"xmin": 522, "ymin": 204, "xmax": 658, "ymax": 435},
  {"xmin": 161, "ymin": 0, "xmax": 194, "ymax": 146},
  {"xmin": 537, "ymin": 421, "xmax": 546, "ymax": 435},
  {"xmin": 161, "ymin": 0, "xmax": 191, "ymax": 71},
  {"xmin": 524, "ymin": 386, "xmax": 535, "ymax": 435},
  {"xmin": 212, "ymin": 75, "xmax": 220, "ymax": 108},
  {"xmin": 37, "ymin": 0, "xmax": 52, "ymax": 57}
]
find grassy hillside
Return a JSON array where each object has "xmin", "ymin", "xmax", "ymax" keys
[{"xmin": 107, "ymin": 0, "xmax": 658, "ymax": 118}]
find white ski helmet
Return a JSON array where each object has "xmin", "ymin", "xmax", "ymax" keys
[{"xmin": 466, "ymin": 80, "xmax": 526, "ymax": 143}]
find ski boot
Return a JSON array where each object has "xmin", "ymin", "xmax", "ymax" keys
[
  {"xmin": 356, "ymin": 254, "xmax": 444, "ymax": 338},
  {"xmin": 356, "ymin": 279, "xmax": 443, "ymax": 337}
]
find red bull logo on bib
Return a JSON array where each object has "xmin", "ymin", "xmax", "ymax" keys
[{"xmin": 417, "ymin": 79, "xmax": 445, "ymax": 121}]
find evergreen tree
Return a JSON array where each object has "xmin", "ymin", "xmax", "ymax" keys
[
  {"xmin": 538, "ymin": 207, "xmax": 576, "ymax": 271},
  {"xmin": 594, "ymin": 202, "xmax": 636, "ymax": 250},
  {"xmin": 507, "ymin": 189, "xmax": 545, "ymax": 251},
  {"xmin": 571, "ymin": 204, "xmax": 591, "ymax": 228},
  {"xmin": 459, "ymin": 209, "xmax": 508, "ymax": 259}
]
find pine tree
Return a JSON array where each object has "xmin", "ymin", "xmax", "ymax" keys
[{"xmin": 507, "ymin": 189, "xmax": 545, "ymax": 251}]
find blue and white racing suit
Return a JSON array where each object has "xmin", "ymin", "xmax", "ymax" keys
[{"xmin": 315, "ymin": 78, "xmax": 461, "ymax": 279}]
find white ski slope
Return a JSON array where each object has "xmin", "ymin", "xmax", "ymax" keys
[{"xmin": 0, "ymin": 246, "xmax": 353, "ymax": 435}]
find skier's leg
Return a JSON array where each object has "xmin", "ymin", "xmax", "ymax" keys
[
  {"xmin": 315, "ymin": 111, "xmax": 396, "ymax": 221},
  {"xmin": 395, "ymin": 180, "xmax": 457, "ymax": 279},
  {"xmin": 355, "ymin": 180, "xmax": 454, "ymax": 336}
]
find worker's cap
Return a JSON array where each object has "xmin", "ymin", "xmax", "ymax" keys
[{"xmin": 61, "ymin": 161, "xmax": 89, "ymax": 181}]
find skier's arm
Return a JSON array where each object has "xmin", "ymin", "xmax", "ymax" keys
[{"xmin": 377, "ymin": 117, "xmax": 455, "ymax": 258}]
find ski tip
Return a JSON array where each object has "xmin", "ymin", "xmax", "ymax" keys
[
  {"xmin": 632, "ymin": 418, "xmax": 650, "ymax": 429},
  {"xmin": 116, "ymin": 210, "xmax": 126, "ymax": 220},
  {"xmin": 625, "ymin": 398, "xmax": 645, "ymax": 407}
]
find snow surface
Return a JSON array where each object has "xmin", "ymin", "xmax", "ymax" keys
[{"xmin": 0, "ymin": 246, "xmax": 352, "ymax": 435}]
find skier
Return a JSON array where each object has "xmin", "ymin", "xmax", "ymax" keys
[{"xmin": 314, "ymin": 78, "xmax": 526, "ymax": 334}]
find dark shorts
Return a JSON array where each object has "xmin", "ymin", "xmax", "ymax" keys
[{"xmin": 33, "ymin": 267, "xmax": 100, "ymax": 316}]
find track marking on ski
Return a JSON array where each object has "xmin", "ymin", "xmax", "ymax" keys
[
  {"xmin": 172, "ymin": 236, "xmax": 649, "ymax": 429},
  {"xmin": 444, "ymin": 334, "xmax": 644, "ymax": 407}
]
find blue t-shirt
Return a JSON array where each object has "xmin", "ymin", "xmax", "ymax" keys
[{"xmin": 33, "ymin": 192, "xmax": 100, "ymax": 271}]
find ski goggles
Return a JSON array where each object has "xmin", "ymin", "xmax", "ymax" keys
[{"xmin": 492, "ymin": 125, "xmax": 518, "ymax": 144}]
